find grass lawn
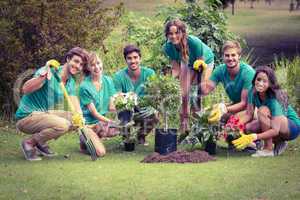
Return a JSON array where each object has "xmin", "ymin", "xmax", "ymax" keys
[{"xmin": 1, "ymin": 126, "xmax": 300, "ymax": 200}]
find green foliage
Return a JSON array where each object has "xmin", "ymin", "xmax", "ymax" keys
[
  {"xmin": 140, "ymin": 75, "xmax": 181, "ymax": 128},
  {"xmin": 0, "ymin": 0, "xmax": 123, "ymax": 120},
  {"xmin": 102, "ymin": 0, "xmax": 241, "ymax": 75},
  {"xmin": 273, "ymin": 56, "xmax": 300, "ymax": 111},
  {"xmin": 162, "ymin": 1, "xmax": 242, "ymax": 64},
  {"xmin": 181, "ymin": 110, "xmax": 221, "ymax": 150},
  {"xmin": 112, "ymin": 92, "xmax": 138, "ymax": 111},
  {"xmin": 2, "ymin": 129, "xmax": 300, "ymax": 200}
]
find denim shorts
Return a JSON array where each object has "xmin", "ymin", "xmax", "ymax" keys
[{"xmin": 288, "ymin": 119, "xmax": 300, "ymax": 140}]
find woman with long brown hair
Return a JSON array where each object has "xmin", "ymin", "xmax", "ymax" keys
[
  {"xmin": 163, "ymin": 19, "xmax": 215, "ymax": 134},
  {"xmin": 233, "ymin": 66, "xmax": 300, "ymax": 157}
]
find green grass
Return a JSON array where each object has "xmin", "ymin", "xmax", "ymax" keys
[
  {"xmin": 1, "ymin": 126, "xmax": 300, "ymax": 200},
  {"xmin": 225, "ymin": 0, "xmax": 300, "ymax": 37},
  {"xmin": 2, "ymin": 1, "xmax": 300, "ymax": 199}
]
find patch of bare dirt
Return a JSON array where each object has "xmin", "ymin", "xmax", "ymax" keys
[{"xmin": 141, "ymin": 150, "xmax": 216, "ymax": 164}]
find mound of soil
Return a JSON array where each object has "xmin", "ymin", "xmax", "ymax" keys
[{"xmin": 141, "ymin": 150, "xmax": 216, "ymax": 164}]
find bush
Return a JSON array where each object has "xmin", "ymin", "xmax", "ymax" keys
[
  {"xmin": 0, "ymin": 0, "xmax": 123, "ymax": 120},
  {"xmin": 274, "ymin": 56, "xmax": 300, "ymax": 112}
]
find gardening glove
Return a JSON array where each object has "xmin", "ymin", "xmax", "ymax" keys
[
  {"xmin": 46, "ymin": 59, "xmax": 60, "ymax": 70},
  {"xmin": 232, "ymin": 133, "xmax": 257, "ymax": 150},
  {"xmin": 41, "ymin": 59, "xmax": 60, "ymax": 80},
  {"xmin": 193, "ymin": 59, "xmax": 207, "ymax": 72},
  {"xmin": 72, "ymin": 113, "xmax": 85, "ymax": 128},
  {"xmin": 208, "ymin": 103, "xmax": 227, "ymax": 124}
]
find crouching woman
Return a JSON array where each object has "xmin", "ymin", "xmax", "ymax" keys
[
  {"xmin": 233, "ymin": 66, "xmax": 300, "ymax": 157},
  {"xmin": 79, "ymin": 52, "xmax": 119, "ymax": 156}
]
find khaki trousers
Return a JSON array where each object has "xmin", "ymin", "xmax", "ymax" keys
[{"xmin": 16, "ymin": 110, "xmax": 73, "ymax": 144}]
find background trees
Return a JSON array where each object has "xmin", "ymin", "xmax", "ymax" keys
[{"xmin": 0, "ymin": 0, "xmax": 123, "ymax": 120}]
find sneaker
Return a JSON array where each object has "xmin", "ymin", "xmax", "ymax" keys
[
  {"xmin": 20, "ymin": 140, "xmax": 42, "ymax": 161},
  {"xmin": 251, "ymin": 149, "xmax": 274, "ymax": 157},
  {"xmin": 274, "ymin": 141, "xmax": 288, "ymax": 156},
  {"xmin": 36, "ymin": 143, "xmax": 57, "ymax": 157}
]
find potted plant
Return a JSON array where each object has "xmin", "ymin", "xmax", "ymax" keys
[
  {"xmin": 140, "ymin": 75, "xmax": 181, "ymax": 155},
  {"xmin": 112, "ymin": 92, "xmax": 138, "ymax": 125},
  {"xmin": 180, "ymin": 109, "xmax": 221, "ymax": 155},
  {"xmin": 120, "ymin": 125, "xmax": 139, "ymax": 152},
  {"xmin": 218, "ymin": 114, "xmax": 245, "ymax": 149},
  {"xmin": 112, "ymin": 92, "xmax": 138, "ymax": 151},
  {"xmin": 180, "ymin": 110, "xmax": 245, "ymax": 155}
]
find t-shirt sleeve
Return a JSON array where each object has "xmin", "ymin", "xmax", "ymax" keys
[
  {"xmin": 67, "ymin": 78, "xmax": 76, "ymax": 96},
  {"xmin": 269, "ymin": 99, "xmax": 285, "ymax": 117},
  {"xmin": 113, "ymin": 73, "xmax": 123, "ymax": 93},
  {"xmin": 79, "ymin": 86, "xmax": 93, "ymax": 106},
  {"xmin": 34, "ymin": 67, "xmax": 45, "ymax": 77},
  {"xmin": 189, "ymin": 37, "xmax": 204, "ymax": 59},
  {"xmin": 209, "ymin": 64, "xmax": 222, "ymax": 84},
  {"xmin": 146, "ymin": 68, "xmax": 155, "ymax": 79},
  {"xmin": 107, "ymin": 76, "xmax": 117, "ymax": 97},
  {"xmin": 163, "ymin": 43, "xmax": 177, "ymax": 61},
  {"xmin": 242, "ymin": 66, "xmax": 255, "ymax": 90}
]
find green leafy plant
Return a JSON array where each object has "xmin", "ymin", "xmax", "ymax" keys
[
  {"xmin": 112, "ymin": 92, "xmax": 138, "ymax": 112},
  {"xmin": 181, "ymin": 109, "xmax": 221, "ymax": 150},
  {"xmin": 1, "ymin": 0, "xmax": 124, "ymax": 120},
  {"xmin": 274, "ymin": 56, "xmax": 300, "ymax": 111},
  {"xmin": 140, "ymin": 75, "xmax": 181, "ymax": 130}
]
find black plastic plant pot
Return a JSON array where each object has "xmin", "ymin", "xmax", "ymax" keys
[
  {"xmin": 118, "ymin": 110, "xmax": 133, "ymax": 125},
  {"xmin": 205, "ymin": 140, "xmax": 217, "ymax": 155},
  {"xmin": 124, "ymin": 142, "xmax": 135, "ymax": 152},
  {"xmin": 155, "ymin": 128, "xmax": 177, "ymax": 155}
]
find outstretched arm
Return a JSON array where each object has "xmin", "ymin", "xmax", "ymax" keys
[
  {"xmin": 200, "ymin": 79, "xmax": 216, "ymax": 96},
  {"xmin": 22, "ymin": 68, "xmax": 48, "ymax": 94},
  {"xmin": 87, "ymin": 102, "xmax": 112, "ymax": 123},
  {"xmin": 227, "ymin": 89, "xmax": 249, "ymax": 113}
]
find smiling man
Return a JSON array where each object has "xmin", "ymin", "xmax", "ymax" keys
[
  {"xmin": 16, "ymin": 47, "xmax": 89, "ymax": 161},
  {"xmin": 113, "ymin": 44, "xmax": 155, "ymax": 97},
  {"xmin": 201, "ymin": 41, "xmax": 255, "ymax": 118},
  {"xmin": 113, "ymin": 44, "xmax": 156, "ymax": 145}
]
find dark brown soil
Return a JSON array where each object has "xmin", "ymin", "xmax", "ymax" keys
[{"xmin": 141, "ymin": 150, "xmax": 216, "ymax": 164}]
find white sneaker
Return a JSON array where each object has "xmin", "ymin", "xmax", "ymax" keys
[
  {"xmin": 274, "ymin": 141, "xmax": 288, "ymax": 156},
  {"xmin": 251, "ymin": 150, "xmax": 274, "ymax": 157}
]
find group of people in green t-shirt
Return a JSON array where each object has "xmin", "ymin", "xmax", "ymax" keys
[
  {"xmin": 164, "ymin": 19, "xmax": 300, "ymax": 158},
  {"xmin": 16, "ymin": 19, "xmax": 300, "ymax": 161}
]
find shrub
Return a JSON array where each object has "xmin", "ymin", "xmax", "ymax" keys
[
  {"xmin": 0, "ymin": 0, "xmax": 123, "ymax": 120},
  {"xmin": 274, "ymin": 56, "xmax": 300, "ymax": 112}
]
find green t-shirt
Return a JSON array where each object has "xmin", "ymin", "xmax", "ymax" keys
[
  {"xmin": 210, "ymin": 62, "xmax": 255, "ymax": 103},
  {"xmin": 163, "ymin": 35, "xmax": 214, "ymax": 68},
  {"xmin": 248, "ymin": 88, "xmax": 300, "ymax": 126},
  {"xmin": 79, "ymin": 75, "xmax": 116, "ymax": 125},
  {"xmin": 113, "ymin": 66, "xmax": 155, "ymax": 97},
  {"xmin": 15, "ymin": 66, "xmax": 76, "ymax": 120}
]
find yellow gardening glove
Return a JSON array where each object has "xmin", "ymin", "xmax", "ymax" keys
[
  {"xmin": 232, "ymin": 133, "xmax": 257, "ymax": 150},
  {"xmin": 208, "ymin": 103, "xmax": 227, "ymax": 124},
  {"xmin": 193, "ymin": 59, "xmax": 207, "ymax": 72},
  {"xmin": 72, "ymin": 113, "xmax": 85, "ymax": 128},
  {"xmin": 46, "ymin": 59, "xmax": 60, "ymax": 70}
]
